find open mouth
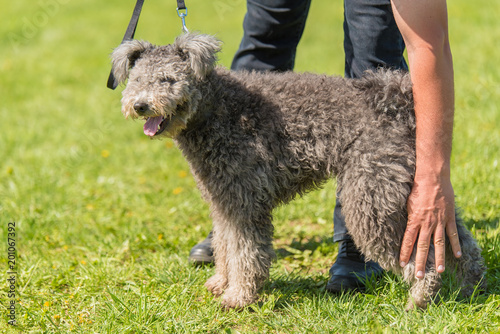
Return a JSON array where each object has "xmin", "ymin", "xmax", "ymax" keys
[
  {"xmin": 141, "ymin": 103, "xmax": 188, "ymax": 137},
  {"xmin": 143, "ymin": 116, "xmax": 168, "ymax": 137}
]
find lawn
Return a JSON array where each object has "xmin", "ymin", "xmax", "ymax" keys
[{"xmin": 0, "ymin": 0, "xmax": 499, "ymax": 332}]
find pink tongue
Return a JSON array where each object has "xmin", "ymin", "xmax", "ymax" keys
[{"xmin": 143, "ymin": 117, "xmax": 164, "ymax": 137}]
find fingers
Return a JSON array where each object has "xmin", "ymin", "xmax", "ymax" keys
[
  {"xmin": 433, "ymin": 224, "xmax": 446, "ymax": 273},
  {"xmin": 399, "ymin": 223, "xmax": 419, "ymax": 268},
  {"xmin": 446, "ymin": 213, "xmax": 462, "ymax": 258},
  {"xmin": 414, "ymin": 231, "xmax": 431, "ymax": 279},
  {"xmin": 400, "ymin": 177, "xmax": 458, "ymax": 279}
]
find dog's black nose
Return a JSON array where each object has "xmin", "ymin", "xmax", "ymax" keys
[{"xmin": 134, "ymin": 102, "xmax": 149, "ymax": 114}]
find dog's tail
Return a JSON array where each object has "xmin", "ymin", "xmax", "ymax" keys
[{"xmin": 354, "ymin": 69, "xmax": 415, "ymax": 130}]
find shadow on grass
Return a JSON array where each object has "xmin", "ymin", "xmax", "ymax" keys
[
  {"xmin": 256, "ymin": 269, "xmax": 386, "ymax": 311},
  {"xmin": 254, "ymin": 271, "xmax": 493, "ymax": 313},
  {"xmin": 275, "ymin": 235, "xmax": 336, "ymax": 259}
]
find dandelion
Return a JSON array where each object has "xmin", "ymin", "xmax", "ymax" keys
[
  {"xmin": 173, "ymin": 187, "xmax": 183, "ymax": 195},
  {"xmin": 43, "ymin": 301, "xmax": 50, "ymax": 308},
  {"xmin": 101, "ymin": 149, "xmax": 110, "ymax": 158},
  {"xmin": 165, "ymin": 141, "xmax": 174, "ymax": 148},
  {"xmin": 158, "ymin": 233, "xmax": 163, "ymax": 240},
  {"xmin": 63, "ymin": 245, "xmax": 68, "ymax": 250},
  {"xmin": 86, "ymin": 204, "xmax": 94, "ymax": 211},
  {"xmin": 178, "ymin": 170, "xmax": 188, "ymax": 178},
  {"xmin": 80, "ymin": 260, "xmax": 86, "ymax": 265},
  {"xmin": 45, "ymin": 235, "xmax": 50, "ymax": 242}
]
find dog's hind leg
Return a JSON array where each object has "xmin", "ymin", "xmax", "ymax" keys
[{"xmin": 338, "ymin": 145, "xmax": 444, "ymax": 309}]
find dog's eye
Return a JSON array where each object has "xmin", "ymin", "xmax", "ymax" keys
[{"xmin": 160, "ymin": 77, "xmax": 176, "ymax": 85}]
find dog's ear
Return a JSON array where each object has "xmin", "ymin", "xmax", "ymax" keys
[
  {"xmin": 173, "ymin": 33, "xmax": 222, "ymax": 79},
  {"xmin": 111, "ymin": 40, "xmax": 154, "ymax": 84}
]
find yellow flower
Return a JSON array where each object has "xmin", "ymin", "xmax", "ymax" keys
[
  {"xmin": 45, "ymin": 235, "xmax": 50, "ymax": 242},
  {"xmin": 43, "ymin": 301, "xmax": 50, "ymax": 308},
  {"xmin": 63, "ymin": 245, "xmax": 68, "ymax": 250},
  {"xmin": 6, "ymin": 166, "xmax": 13, "ymax": 175},
  {"xmin": 86, "ymin": 204, "xmax": 94, "ymax": 211},
  {"xmin": 165, "ymin": 140, "xmax": 174, "ymax": 148},
  {"xmin": 173, "ymin": 187, "xmax": 183, "ymax": 195},
  {"xmin": 101, "ymin": 149, "xmax": 110, "ymax": 158},
  {"xmin": 158, "ymin": 233, "xmax": 163, "ymax": 240},
  {"xmin": 178, "ymin": 170, "xmax": 188, "ymax": 178},
  {"xmin": 80, "ymin": 260, "xmax": 86, "ymax": 265}
]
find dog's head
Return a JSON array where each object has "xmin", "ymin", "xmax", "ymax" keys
[{"xmin": 111, "ymin": 33, "xmax": 222, "ymax": 138}]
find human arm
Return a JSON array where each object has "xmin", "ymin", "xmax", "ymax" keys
[{"xmin": 390, "ymin": 0, "xmax": 462, "ymax": 278}]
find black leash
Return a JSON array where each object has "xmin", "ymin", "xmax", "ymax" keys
[
  {"xmin": 107, "ymin": 0, "xmax": 145, "ymax": 90},
  {"xmin": 107, "ymin": 0, "xmax": 189, "ymax": 90}
]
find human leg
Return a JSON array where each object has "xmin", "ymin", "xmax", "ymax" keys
[
  {"xmin": 231, "ymin": 0, "xmax": 312, "ymax": 71},
  {"xmin": 343, "ymin": 0, "xmax": 407, "ymax": 79}
]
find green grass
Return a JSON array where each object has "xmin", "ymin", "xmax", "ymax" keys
[{"xmin": 1, "ymin": 0, "xmax": 499, "ymax": 332}]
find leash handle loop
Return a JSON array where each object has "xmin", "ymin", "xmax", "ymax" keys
[{"xmin": 177, "ymin": 0, "xmax": 186, "ymax": 10}]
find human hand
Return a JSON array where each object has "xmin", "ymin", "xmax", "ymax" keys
[{"xmin": 399, "ymin": 174, "xmax": 462, "ymax": 279}]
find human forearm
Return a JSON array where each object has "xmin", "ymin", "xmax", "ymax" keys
[
  {"xmin": 408, "ymin": 43, "xmax": 454, "ymax": 180},
  {"xmin": 391, "ymin": 0, "xmax": 461, "ymax": 277}
]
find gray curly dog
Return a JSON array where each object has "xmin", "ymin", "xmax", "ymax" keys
[{"xmin": 111, "ymin": 33, "xmax": 486, "ymax": 310}]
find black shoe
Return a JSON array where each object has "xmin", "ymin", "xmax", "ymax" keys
[
  {"xmin": 189, "ymin": 231, "xmax": 214, "ymax": 265},
  {"xmin": 326, "ymin": 238, "xmax": 384, "ymax": 293}
]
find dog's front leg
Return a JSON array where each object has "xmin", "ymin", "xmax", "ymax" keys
[
  {"xmin": 204, "ymin": 216, "xmax": 229, "ymax": 297},
  {"xmin": 209, "ymin": 207, "xmax": 275, "ymax": 309}
]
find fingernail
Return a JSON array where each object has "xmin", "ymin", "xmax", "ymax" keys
[
  {"xmin": 416, "ymin": 271, "xmax": 424, "ymax": 279},
  {"xmin": 456, "ymin": 251, "xmax": 462, "ymax": 257},
  {"xmin": 438, "ymin": 265, "xmax": 445, "ymax": 272},
  {"xmin": 400, "ymin": 261, "xmax": 406, "ymax": 267}
]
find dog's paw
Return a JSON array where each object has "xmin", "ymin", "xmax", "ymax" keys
[
  {"xmin": 205, "ymin": 274, "xmax": 228, "ymax": 297},
  {"xmin": 220, "ymin": 288, "xmax": 255, "ymax": 309}
]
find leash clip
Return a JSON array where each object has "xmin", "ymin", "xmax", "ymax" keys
[{"xmin": 176, "ymin": 7, "xmax": 189, "ymax": 33}]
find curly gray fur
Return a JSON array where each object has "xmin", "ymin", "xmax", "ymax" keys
[{"xmin": 111, "ymin": 33, "xmax": 486, "ymax": 309}]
